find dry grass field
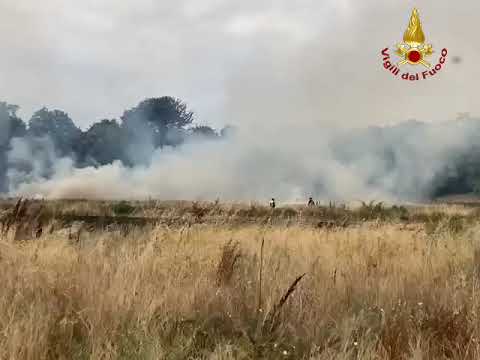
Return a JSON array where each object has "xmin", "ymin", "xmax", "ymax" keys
[{"xmin": 1, "ymin": 199, "xmax": 480, "ymax": 359}]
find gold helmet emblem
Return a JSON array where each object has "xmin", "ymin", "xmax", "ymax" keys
[{"xmin": 396, "ymin": 8, "xmax": 433, "ymax": 68}]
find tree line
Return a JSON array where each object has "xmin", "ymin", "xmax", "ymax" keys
[
  {"xmin": 0, "ymin": 97, "xmax": 231, "ymax": 192},
  {"xmin": 1, "ymin": 95, "xmax": 480, "ymax": 199}
]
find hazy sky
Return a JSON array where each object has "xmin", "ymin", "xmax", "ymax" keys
[{"xmin": 0, "ymin": 0, "xmax": 478, "ymax": 129}]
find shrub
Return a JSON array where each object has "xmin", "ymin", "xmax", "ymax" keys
[{"xmin": 112, "ymin": 201, "xmax": 136, "ymax": 216}]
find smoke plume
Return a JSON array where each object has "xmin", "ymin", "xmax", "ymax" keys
[{"xmin": 6, "ymin": 117, "xmax": 479, "ymax": 202}]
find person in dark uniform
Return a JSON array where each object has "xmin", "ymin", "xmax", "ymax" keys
[
  {"xmin": 308, "ymin": 197, "xmax": 315, "ymax": 207},
  {"xmin": 269, "ymin": 198, "xmax": 276, "ymax": 208}
]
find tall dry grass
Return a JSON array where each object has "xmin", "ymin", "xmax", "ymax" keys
[{"xmin": 1, "ymin": 219, "xmax": 480, "ymax": 359}]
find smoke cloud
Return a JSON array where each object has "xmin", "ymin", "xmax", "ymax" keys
[{"xmin": 7, "ymin": 118, "xmax": 479, "ymax": 202}]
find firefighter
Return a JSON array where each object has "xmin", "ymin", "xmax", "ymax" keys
[{"xmin": 269, "ymin": 198, "xmax": 276, "ymax": 209}]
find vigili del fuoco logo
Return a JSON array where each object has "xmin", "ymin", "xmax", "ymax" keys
[{"xmin": 381, "ymin": 8, "xmax": 448, "ymax": 81}]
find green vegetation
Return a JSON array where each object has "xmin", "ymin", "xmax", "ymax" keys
[{"xmin": 112, "ymin": 201, "xmax": 136, "ymax": 216}]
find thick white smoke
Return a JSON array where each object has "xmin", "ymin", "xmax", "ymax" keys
[{"xmin": 6, "ymin": 118, "xmax": 476, "ymax": 202}]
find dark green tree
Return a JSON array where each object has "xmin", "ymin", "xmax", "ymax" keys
[
  {"xmin": 77, "ymin": 119, "xmax": 128, "ymax": 166},
  {"xmin": 190, "ymin": 125, "xmax": 218, "ymax": 139},
  {"xmin": 0, "ymin": 102, "xmax": 26, "ymax": 145},
  {"xmin": 28, "ymin": 108, "xmax": 81, "ymax": 157},
  {"xmin": 121, "ymin": 97, "xmax": 194, "ymax": 149},
  {"xmin": 0, "ymin": 102, "xmax": 27, "ymax": 192}
]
